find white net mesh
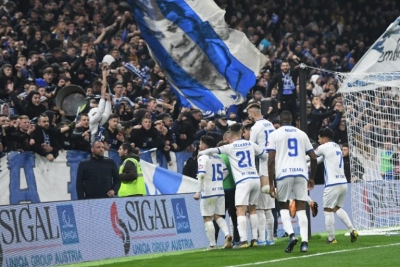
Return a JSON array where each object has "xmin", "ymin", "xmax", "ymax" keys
[{"xmin": 337, "ymin": 72, "xmax": 400, "ymax": 233}]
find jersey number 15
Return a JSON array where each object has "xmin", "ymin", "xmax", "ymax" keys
[{"xmin": 212, "ymin": 164, "xmax": 223, "ymax": 181}]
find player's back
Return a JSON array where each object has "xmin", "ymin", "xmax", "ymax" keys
[
  {"xmin": 251, "ymin": 119, "xmax": 275, "ymax": 149},
  {"xmin": 198, "ymin": 155, "xmax": 226, "ymax": 198},
  {"xmin": 267, "ymin": 125, "xmax": 313, "ymax": 180},
  {"xmin": 225, "ymin": 139, "xmax": 260, "ymax": 184},
  {"xmin": 317, "ymin": 142, "xmax": 347, "ymax": 186}
]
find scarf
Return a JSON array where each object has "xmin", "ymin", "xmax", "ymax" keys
[{"xmin": 282, "ymin": 72, "xmax": 295, "ymax": 95}]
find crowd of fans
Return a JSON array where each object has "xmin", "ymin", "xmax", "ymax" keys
[{"xmin": 0, "ymin": 0, "xmax": 398, "ymax": 181}]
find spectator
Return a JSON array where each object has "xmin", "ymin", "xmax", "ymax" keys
[
  {"xmin": 342, "ymin": 143, "xmax": 364, "ymax": 183},
  {"xmin": 128, "ymin": 116, "xmax": 160, "ymax": 150},
  {"xmin": 268, "ymin": 61, "xmax": 298, "ymax": 124},
  {"xmin": 29, "ymin": 113, "xmax": 71, "ymax": 161},
  {"xmin": 71, "ymin": 114, "xmax": 91, "ymax": 152},
  {"xmin": 103, "ymin": 114, "xmax": 124, "ymax": 151},
  {"xmin": 76, "ymin": 141, "xmax": 120, "ymax": 199},
  {"xmin": 2, "ymin": 115, "xmax": 34, "ymax": 153},
  {"xmin": 10, "ymin": 90, "xmax": 47, "ymax": 120}
]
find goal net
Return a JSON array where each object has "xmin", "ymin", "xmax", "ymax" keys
[{"xmin": 337, "ymin": 72, "xmax": 400, "ymax": 235}]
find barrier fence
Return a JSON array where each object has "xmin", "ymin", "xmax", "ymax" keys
[{"xmin": 0, "ymin": 150, "xmax": 197, "ymax": 206}]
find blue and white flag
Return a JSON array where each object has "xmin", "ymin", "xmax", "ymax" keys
[
  {"xmin": 351, "ymin": 16, "xmax": 400, "ymax": 73},
  {"xmin": 338, "ymin": 16, "xmax": 400, "ymax": 93},
  {"xmin": 127, "ymin": 0, "xmax": 267, "ymax": 112}
]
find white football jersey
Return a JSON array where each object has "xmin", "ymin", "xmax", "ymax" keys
[
  {"xmin": 197, "ymin": 155, "xmax": 227, "ymax": 198},
  {"xmin": 315, "ymin": 142, "xmax": 347, "ymax": 186},
  {"xmin": 218, "ymin": 139, "xmax": 266, "ymax": 184},
  {"xmin": 266, "ymin": 125, "xmax": 313, "ymax": 180},
  {"xmin": 250, "ymin": 119, "xmax": 275, "ymax": 149}
]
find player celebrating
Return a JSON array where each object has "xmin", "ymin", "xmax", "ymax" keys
[
  {"xmin": 245, "ymin": 104, "xmax": 276, "ymax": 245},
  {"xmin": 199, "ymin": 123, "xmax": 268, "ymax": 248},
  {"xmin": 315, "ymin": 128, "xmax": 358, "ymax": 244},
  {"xmin": 194, "ymin": 135, "xmax": 233, "ymax": 250},
  {"xmin": 266, "ymin": 111, "xmax": 317, "ymax": 253}
]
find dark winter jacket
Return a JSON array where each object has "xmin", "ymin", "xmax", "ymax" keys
[{"xmin": 76, "ymin": 155, "xmax": 120, "ymax": 199}]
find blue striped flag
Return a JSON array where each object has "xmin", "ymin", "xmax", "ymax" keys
[{"xmin": 127, "ymin": 0, "xmax": 267, "ymax": 112}]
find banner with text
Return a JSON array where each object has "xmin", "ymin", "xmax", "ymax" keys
[
  {"xmin": 0, "ymin": 151, "xmax": 196, "ymax": 206},
  {"xmin": 0, "ymin": 194, "xmax": 212, "ymax": 267}
]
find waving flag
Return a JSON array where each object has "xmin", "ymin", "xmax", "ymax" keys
[
  {"xmin": 338, "ymin": 16, "xmax": 400, "ymax": 93},
  {"xmin": 127, "ymin": 0, "xmax": 267, "ymax": 112},
  {"xmin": 350, "ymin": 16, "xmax": 400, "ymax": 73}
]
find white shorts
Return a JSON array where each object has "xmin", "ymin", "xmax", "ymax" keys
[
  {"xmin": 259, "ymin": 158, "xmax": 268, "ymax": 177},
  {"xmin": 235, "ymin": 178, "xmax": 260, "ymax": 206},
  {"xmin": 257, "ymin": 189, "xmax": 275, "ymax": 209},
  {"xmin": 323, "ymin": 184, "xmax": 348, "ymax": 209},
  {"xmin": 276, "ymin": 176, "xmax": 308, "ymax": 202},
  {"xmin": 200, "ymin": 196, "xmax": 225, "ymax": 217}
]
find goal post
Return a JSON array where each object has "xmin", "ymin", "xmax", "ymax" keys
[{"xmin": 337, "ymin": 72, "xmax": 400, "ymax": 235}]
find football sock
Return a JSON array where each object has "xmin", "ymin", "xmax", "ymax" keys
[
  {"xmin": 205, "ymin": 221, "xmax": 216, "ymax": 246},
  {"xmin": 250, "ymin": 214, "xmax": 258, "ymax": 240},
  {"xmin": 237, "ymin": 216, "xmax": 248, "ymax": 242},
  {"xmin": 336, "ymin": 208, "xmax": 354, "ymax": 231},
  {"xmin": 265, "ymin": 209, "xmax": 275, "ymax": 242},
  {"xmin": 215, "ymin": 217, "xmax": 230, "ymax": 237},
  {"xmin": 257, "ymin": 210, "xmax": 266, "ymax": 242},
  {"xmin": 297, "ymin": 210, "xmax": 308, "ymax": 242},
  {"xmin": 324, "ymin": 211, "xmax": 335, "ymax": 240},
  {"xmin": 280, "ymin": 209, "xmax": 294, "ymax": 236}
]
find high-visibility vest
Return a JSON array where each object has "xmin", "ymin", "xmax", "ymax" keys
[{"xmin": 118, "ymin": 158, "xmax": 146, "ymax": 197}]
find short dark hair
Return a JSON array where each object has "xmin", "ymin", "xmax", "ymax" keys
[
  {"xmin": 200, "ymin": 135, "xmax": 214, "ymax": 148},
  {"xmin": 242, "ymin": 123, "xmax": 254, "ymax": 132},
  {"xmin": 108, "ymin": 114, "xmax": 119, "ymax": 121},
  {"xmin": 341, "ymin": 143, "xmax": 349, "ymax": 148},
  {"xmin": 190, "ymin": 109, "xmax": 201, "ymax": 115},
  {"xmin": 120, "ymin": 142, "xmax": 136, "ymax": 154},
  {"xmin": 77, "ymin": 113, "xmax": 88, "ymax": 121},
  {"xmin": 280, "ymin": 111, "xmax": 292, "ymax": 124},
  {"xmin": 318, "ymin": 127, "xmax": 334, "ymax": 140},
  {"xmin": 228, "ymin": 123, "xmax": 242, "ymax": 133}
]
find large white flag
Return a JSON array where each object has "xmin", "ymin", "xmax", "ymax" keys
[
  {"xmin": 127, "ymin": 0, "xmax": 267, "ymax": 112},
  {"xmin": 338, "ymin": 17, "xmax": 400, "ymax": 93},
  {"xmin": 351, "ymin": 16, "xmax": 400, "ymax": 73}
]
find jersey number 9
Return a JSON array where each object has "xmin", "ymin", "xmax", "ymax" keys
[{"xmin": 288, "ymin": 138, "xmax": 298, "ymax": 157}]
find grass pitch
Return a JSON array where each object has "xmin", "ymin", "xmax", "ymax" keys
[{"xmin": 64, "ymin": 231, "xmax": 400, "ymax": 267}]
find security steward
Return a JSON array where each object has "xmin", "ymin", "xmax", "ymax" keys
[{"xmin": 117, "ymin": 142, "xmax": 146, "ymax": 197}]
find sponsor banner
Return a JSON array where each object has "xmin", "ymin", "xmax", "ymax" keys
[
  {"xmin": 0, "ymin": 150, "xmax": 195, "ymax": 206},
  {"xmin": 0, "ymin": 194, "xmax": 211, "ymax": 266},
  {"xmin": 0, "ymin": 186, "xmax": 357, "ymax": 267},
  {"xmin": 88, "ymin": 195, "xmax": 209, "ymax": 258},
  {"xmin": 0, "ymin": 202, "xmax": 90, "ymax": 267}
]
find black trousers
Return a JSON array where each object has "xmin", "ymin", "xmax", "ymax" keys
[
  {"xmin": 213, "ymin": 189, "xmax": 239, "ymax": 243},
  {"xmin": 280, "ymin": 97, "xmax": 298, "ymax": 125}
]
